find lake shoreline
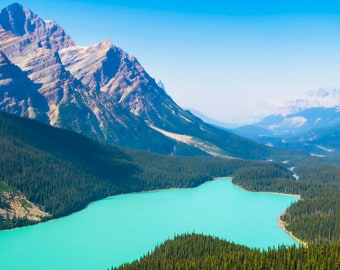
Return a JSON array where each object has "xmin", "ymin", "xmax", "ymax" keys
[
  {"xmin": 278, "ymin": 218, "xmax": 307, "ymax": 247},
  {"xmin": 0, "ymin": 178, "xmax": 216, "ymax": 233},
  {"xmin": 1, "ymin": 177, "xmax": 301, "ymax": 234},
  {"xmin": 0, "ymin": 176, "xmax": 301, "ymax": 270},
  {"xmin": 231, "ymin": 180, "xmax": 301, "ymax": 200},
  {"xmin": 230, "ymin": 178, "xmax": 305, "ymax": 246}
]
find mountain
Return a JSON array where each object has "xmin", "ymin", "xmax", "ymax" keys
[
  {"xmin": 253, "ymin": 107, "xmax": 340, "ymax": 137},
  {"xmin": 233, "ymin": 89, "xmax": 340, "ymax": 143},
  {"xmin": 232, "ymin": 125, "xmax": 274, "ymax": 142},
  {"xmin": 231, "ymin": 107, "xmax": 340, "ymax": 158},
  {"xmin": 270, "ymin": 88, "xmax": 340, "ymax": 115},
  {"xmin": 0, "ymin": 51, "xmax": 48, "ymax": 121},
  {"xmin": 285, "ymin": 124, "xmax": 340, "ymax": 158},
  {"xmin": 0, "ymin": 3, "xmax": 272, "ymax": 159}
]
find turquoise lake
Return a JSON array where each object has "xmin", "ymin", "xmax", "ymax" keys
[{"xmin": 0, "ymin": 177, "xmax": 298, "ymax": 270}]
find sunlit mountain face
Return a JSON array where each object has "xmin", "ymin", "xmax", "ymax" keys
[{"xmin": 0, "ymin": 3, "xmax": 273, "ymax": 160}]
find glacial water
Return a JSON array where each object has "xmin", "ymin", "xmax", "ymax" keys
[{"xmin": 0, "ymin": 177, "xmax": 298, "ymax": 270}]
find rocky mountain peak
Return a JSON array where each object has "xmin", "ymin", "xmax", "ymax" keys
[
  {"xmin": 0, "ymin": 3, "xmax": 74, "ymax": 53},
  {"xmin": 0, "ymin": 3, "xmax": 27, "ymax": 36},
  {"xmin": 0, "ymin": 3, "xmax": 272, "ymax": 159},
  {"xmin": 97, "ymin": 39, "xmax": 113, "ymax": 49}
]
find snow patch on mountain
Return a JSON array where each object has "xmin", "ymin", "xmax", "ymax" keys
[
  {"xmin": 315, "ymin": 117, "xmax": 322, "ymax": 124},
  {"xmin": 268, "ymin": 116, "xmax": 307, "ymax": 130},
  {"xmin": 157, "ymin": 80, "xmax": 165, "ymax": 90},
  {"xmin": 269, "ymin": 88, "xmax": 340, "ymax": 115},
  {"xmin": 316, "ymin": 145, "xmax": 335, "ymax": 153},
  {"xmin": 178, "ymin": 113, "xmax": 193, "ymax": 123},
  {"xmin": 309, "ymin": 153, "xmax": 326, "ymax": 158}
]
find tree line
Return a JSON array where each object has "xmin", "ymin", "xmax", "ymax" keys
[
  {"xmin": 0, "ymin": 112, "xmax": 284, "ymax": 230},
  {"xmin": 233, "ymin": 157, "xmax": 340, "ymax": 244},
  {"xmin": 2, "ymin": 110, "xmax": 340, "ymax": 253},
  {"xmin": 114, "ymin": 233, "xmax": 340, "ymax": 270},
  {"xmin": 2, "ymin": 111, "xmax": 340, "ymax": 268}
]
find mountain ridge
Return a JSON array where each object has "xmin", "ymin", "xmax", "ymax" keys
[
  {"xmin": 231, "ymin": 106, "xmax": 340, "ymax": 157},
  {"xmin": 0, "ymin": 2, "xmax": 273, "ymax": 159}
]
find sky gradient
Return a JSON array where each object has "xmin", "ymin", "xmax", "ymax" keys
[{"xmin": 2, "ymin": 1, "xmax": 340, "ymax": 123}]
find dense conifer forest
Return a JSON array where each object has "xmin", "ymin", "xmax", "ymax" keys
[
  {"xmin": 115, "ymin": 157, "xmax": 340, "ymax": 269},
  {"xmin": 113, "ymin": 234, "xmax": 340, "ymax": 270},
  {"xmin": 1, "ymin": 111, "xmax": 340, "ymax": 269},
  {"xmin": 233, "ymin": 158, "xmax": 340, "ymax": 244},
  {"xmin": 0, "ymin": 112, "xmax": 286, "ymax": 230}
]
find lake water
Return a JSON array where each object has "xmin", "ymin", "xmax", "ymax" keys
[{"xmin": 0, "ymin": 177, "xmax": 298, "ymax": 270}]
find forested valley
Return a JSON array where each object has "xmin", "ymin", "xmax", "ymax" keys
[
  {"xmin": 1, "ymin": 111, "xmax": 340, "ymax": 269},
  {"xmin": 115, "ymin": 156, "xmax": 340, "ymax": 269},
  {"xmin": 0, "ymin": 111, "xmax": 290, "ymax": 230}
]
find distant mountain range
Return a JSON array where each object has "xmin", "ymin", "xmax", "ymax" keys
[
  {"xmin": 0, "ymin": 3, "xmax": 273, "ymax": 160},
  {"xmin": 254, "ymin": 106, "xmax": 340, "ymax": 136},
  {"xmin": 270, "ymin": 88, "xmax": 340, "ymax": 115},
  {"xmin": 233, "ymin": 106, "xmax": 340, "ymax": 157}
]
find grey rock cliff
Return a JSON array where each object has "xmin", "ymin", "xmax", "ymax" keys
[{"xmin": 0, "ymin": 51, "xmax": 48, "ymax": 121}]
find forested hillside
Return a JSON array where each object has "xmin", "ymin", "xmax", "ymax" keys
[
  {"xmin": 0, "ymin": 111, "xmax": 290, "ymax": 230},
  {"xmin": 2, "ymin": 110, "xmax": 340, "ymax": 270},
  {"xmin": 233, "ymin": 157, "xmax": 340, "ymax": 244},
  {"xmin": 114, "ymin": 234, "xmax": 340, "ymax": 270}
]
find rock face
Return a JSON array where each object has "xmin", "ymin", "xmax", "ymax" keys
[
  {"xmin": 0, "ymin": 51, "xmax": 48, "ymax": 121},
  {"xmin": 0, "ymin": 3, "xmax": 271, "ymax": 159},
  {"xmin": 0, "ymin": 3, "xmax": 74, "ymax": 51},
  {"xmin": 0, "ymin": 191, "xmax": 50, "ymax": 222}
]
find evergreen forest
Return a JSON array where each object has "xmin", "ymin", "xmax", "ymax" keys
[
  {"xmin": 0, "ymin": 111, "xmax": 289, "ymax": 229},
  {"xmin": 1, "ymin": 111, "xmax": 340, "ymax": 269},
  {"xmin": 114, "ymin": 234, "xmax": 340, "ymax": 270},
  {"xmin": 233, "ymin": 158, "xmax": 340, "ymax": 244}
]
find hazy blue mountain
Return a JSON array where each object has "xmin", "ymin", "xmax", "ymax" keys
[
  {"xmin": 270, "ymin": 89, "xmax": 340, "ymax": 115},
  {"xmin": 231, "ymin": 108, "xmax": 340, "ymax": 157},
  {"xmin": 232, "ymin": 125, "xmax": 274, "ymax": 141},
  {"xmin": 0, "ymin": 3, "xmax": 274, "ymax": 159},
  {"xmin": 253, "ymin": 107, "xmax": 340, "ymax": 137},
  {"xmin": 285, "ymin": 124, "xmax": 340, "ymax": 157}
]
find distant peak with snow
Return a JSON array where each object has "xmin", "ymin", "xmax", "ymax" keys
[{"xmin": 269, "ymin": 88, "xmax": 340, "ymax": 116}]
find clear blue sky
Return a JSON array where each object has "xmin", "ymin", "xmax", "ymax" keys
[{"xmin": 3, "ymin": 1, "xmax": 340, "ymax": 123}]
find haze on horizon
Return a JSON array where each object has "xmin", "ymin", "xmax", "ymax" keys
[{"xmin": 2, "ymin": 0, "xmax": 340, "ymax": 124}]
